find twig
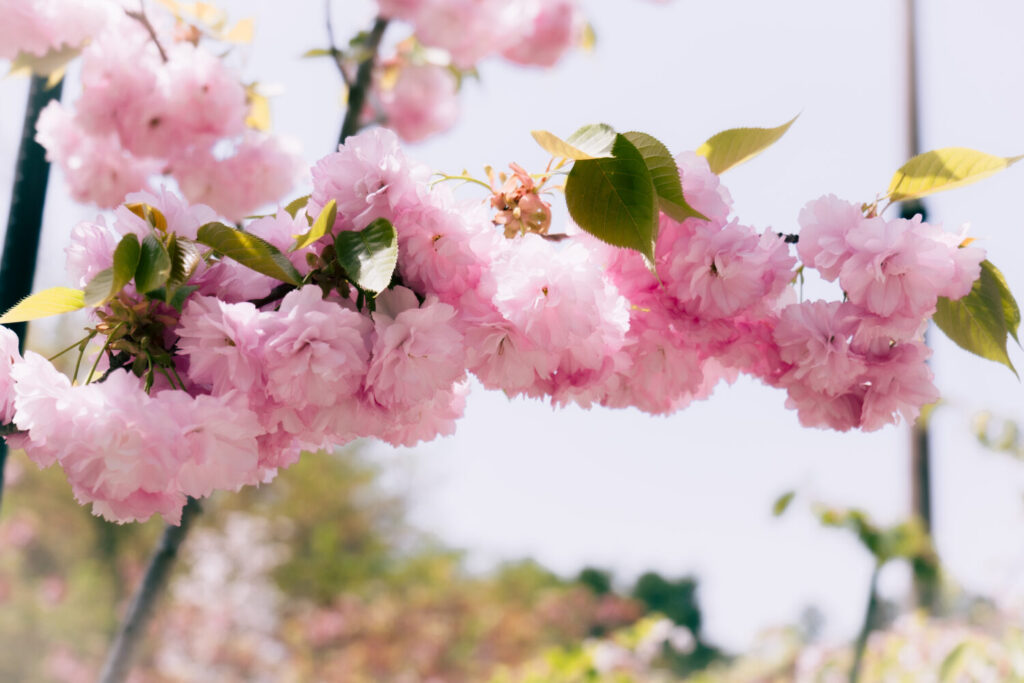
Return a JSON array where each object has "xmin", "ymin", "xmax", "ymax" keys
[
  {"xmin": 325, "ymin": 0, "xmax": 352, "ymax": 88},
  {"xmin": 98, "ymin": 497, "xmax": 202, "ymax": 683},
  {"xmin": 126, "ymin": 2, "xmax": 169, "ymax": 63},
  {"xmin": 338, "ymin": 17, "xmax": 389, "ymax": 146},
  {"xmin": 249, "ymin": 282, "xmax": 296, "ymax": 309}
]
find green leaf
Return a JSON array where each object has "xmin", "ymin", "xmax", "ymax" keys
[
  {"xmin": 334, "ymin": 218, "xmax": 399, "ymax": 294},
  {"xmin": 0, "ymin": 287, "xmax": 85, "ymax": 324},
  {"xmin": 293, "ymin": 199, "xmax": 336, "ymax": 251},
  {"xmin": 83, "ymin": 269, "xmax": 115, "ymax": 307},
  {"xmin": 284, "ymin": 194, "xmax": 311, "ymax": 219},
  {"xmin": 565, "ymin": 133, "xmax": 658, "ymax": 262},
  {"xmin": 772, "ymin": 491, "xmax": 796, "ymax": 517},
  {"xmin": 112, "ymin": 233, "xmax": 142, "ymax": 293},
  {"xmin": 196, "ymin": 222, "xmax": 303, "ymax": 286},
  {"xmin": 302, "ymin": 48, "xmax": 335, "ymax": 58},
  {"xmin": 623, "ymin": 131, "xmax": 707, "ymax": 222},
  {"xmin": 696, "ymin": 115, "xmax": 798, "ymax": 174},
  {"xmin": 134, "ymin": 234, "xmax": 172, "ymax": 294},
  {"xmin": 933, "ymin": 260, "xmax": 1020, "ymax": 375},
  {"xmin": 166, "ymin": 235, "xmax": 202, "ymax": 288},
  {"xmin": 531, "ymin": 123, "xmax": 617, "ymax": 160},
  {"xmin": 887, "ymin": 148, "xmax": 1024, "ymax": 202},
  {"xmin": 938, "ymin": 642, "xmax": 972, "ymax": 683},
  {"xmin": 148, "ymin": 284, "xmax": 199, "ymax": 312}
]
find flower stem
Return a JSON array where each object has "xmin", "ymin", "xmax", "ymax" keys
[
  {"xmin": 98, "ymin": 497, "xmax": 202, "ymax": 683},
  {"xmin": 337, "ymin": 16, "xmax": 389, "ymax": 146}
]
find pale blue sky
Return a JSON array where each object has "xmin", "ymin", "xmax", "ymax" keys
[{"xmin": 4, "ymin": 0, "xmax": 1024, "ymax": 651}]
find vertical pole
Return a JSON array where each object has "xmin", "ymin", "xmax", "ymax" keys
[
  {"xmin": 0, "ymin": 74, "xmax": 64, "ymax": 515},
  {"xmin": 902, "ymin": 0, "xmax": 938, "ymax": 612}
]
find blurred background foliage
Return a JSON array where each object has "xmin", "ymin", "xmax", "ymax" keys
[{"xmin": 2, "ymin": 443, "xmax": 1023, "ymax": 682}]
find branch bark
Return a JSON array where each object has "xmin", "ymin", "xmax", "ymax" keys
[
  {"xmin": 337, "ymin": 17, "xmax": 389, "ymax": 147},
  {"xmin": 0, "ymin": 74, "xmax": 64, "ymax": 513},
  {"xmin": 98, "ymin": 498, "xmax": 202, "ymax": 683}
]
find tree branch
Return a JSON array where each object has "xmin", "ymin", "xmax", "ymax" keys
[
  {"xmin": 0, "ymin": 74, "xmax": 64, "ymax": 514},
  {"xmin": 98, "ymin": 497, "xmax": 202, "ymax": 683},
  {"xmin": 848, "ymin": 564, "xmax": 881, "ymax": 683},
  {"xmin": 338, "ymin": 17, "xmax": 389, "ymax": 147},
  {"xmin": 325, "ymin": 0, "xmax": 353, "ymax": 89}
]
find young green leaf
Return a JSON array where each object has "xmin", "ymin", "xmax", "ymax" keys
[
  {"xmin": 772, "ymin": 491, "xmax": 796, "ymax": 517},
  {"xmin": 292, "ymin": 199, "xmax": 336, "ymax": 251},
  {"xmin": 531, "ymin": 123, "xmax": 617, "ymax": 160},
  {"xmin": 334, "ymin": 218, "xmax": 399, "ymax": 294},
  {"xmin": 0, "ymin": 287, "xmax": 85, "ymax": 324},
  {"xmin": 83, "ymin": 269, "xmax": 115, "ymax": 307},
  {"xmin": 166, "ymin": 235, "xmax": 202, "ymax": 288},
  {"xmin": 284, "ymin": 194, "xmax": 311, "ymax": 219},
  {"xmin": 83, "ymin": 233, "xmax": 142, "ymax": 306},
  {"xmin": 197, "ymin": 222, "xmax": 303, "ymax": 286},
  {"xmin": 565, "ymin": 133, "xmax": 658, "ymax": 262},
  {"xmin": 134, "ymin": 234, "xmax": 172, "ymax": 294},
  {"xmin": 112, "ymin": 233, "xmax": 142, "ymax": 292},
  {"xmin": 933, "ymin": 260, "xmax": 1020, "ymax": 375},
  {"xmin": 696, "ymin": 115, "xmax": 798, "ymax": 175},
  {"xmin": 623, "ymin": 131, "xmax": 707, "ymax": 222},
  {"xmin": 887, "ymin": 148, "xmax": 1024, "ymax": 202}
]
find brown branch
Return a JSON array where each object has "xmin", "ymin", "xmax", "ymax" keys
[
  {"xmin": 98, "ymin": 497, "xmax": 202, "ymax": 683},
  {"xmin": 126, "ymin": 2, "xmax": 169, "ymax": 63}
]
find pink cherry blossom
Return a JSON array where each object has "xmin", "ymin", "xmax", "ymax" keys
[
  {"xmin": 365, "ymin": 286, "xmax": 466, "ymax": 408},
  {"xmin": 378, "ymin": 63, "xmax": 460, "ymax": 143},
  {"xmin": 309, "ymin": 127, "xmax": 431, "ymax": 229},
  {"xmin": 502, "ymin": 0, "xmax": 582, "ymax": 67}
]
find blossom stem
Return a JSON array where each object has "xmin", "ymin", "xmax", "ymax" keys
[
  {"xmin": 98, "ymin": 497, "xmax": 202, "ymax": 683},
  {"xmin": 338, "ymin": 17, "xmax": 389, "ymax": 146}
]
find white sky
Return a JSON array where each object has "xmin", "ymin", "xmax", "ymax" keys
[{"xmin": 4, "ymin": 0, "xmax": 1024, "ymax": 652}]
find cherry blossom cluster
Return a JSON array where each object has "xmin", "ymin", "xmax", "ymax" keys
[
  {"xmin": 369, "ymin": 0, "xmax": 583, "ymax": 142},
  {"xmin": 23, "ymin": 2, "xmax": 301, "ymax": 221},
  {"xmin": 0, "ymin": 128, "xmax": 982, "ymax": 524},
  {"xmin": 0, "ymin": 0, "xmax": 114, "ymax": 60}
]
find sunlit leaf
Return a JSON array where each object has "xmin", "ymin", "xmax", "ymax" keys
[
  {"xmin": 887, "ymin": 148, "xmax": 1024, "ymax": 202},
  {"xmin": 531, "ymin": 123, "xmax": 617, "ymax": 160},
  {"xmin": 933, "ymin": 260, "xmax": 1020, "ymax": 376},
  {"xmin": 197, "ymin": 222, "xmax": 302, "ymax": 286},
  {"xmin": 245, "ymin": 86, "xmax": 271, "ymax": 131},
  {"xmin": 623, "ymin": 131, "xmax": 707, "ymax": 222},
  {"xmin": 565, "ymin": 133, "xmax": 657, "ymax": 262},
  {"xmin": 125, "ymin": 202, "xmax": 168, "ymax": 232},
  {"xmin": 7, "ymin": 44, "xmax": 81, "ymax": 79},
  {"xmin": 334, "ymin": 218, "xmax": 398, "ymax": 294},
  {"xmin": 0, "ymin": 287, "xmax": 85, "ymax": 324},
  {"xmin": 696, "ymin": 115, "xmax": 798, "ymax": 174},
  {"xmin": 293, "ymin": 199, "xmax": 336, "ymax": 251},
  {"xmin": 284, "ymin": 195, "xmax": 310, "ymax": 219},
  {"xmin": 223, "ymin": 17, "xmax": 254, "ymax": 43}
]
